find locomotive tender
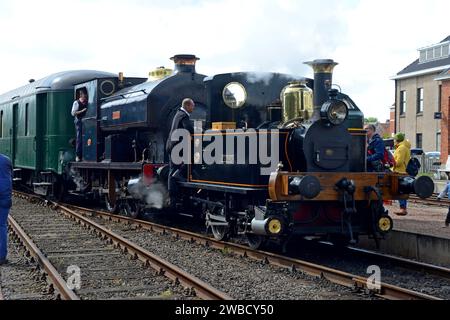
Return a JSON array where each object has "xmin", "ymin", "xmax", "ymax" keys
[{"xmin": 0, "ymin": 55, "xmax": 434, "ymax": 249}]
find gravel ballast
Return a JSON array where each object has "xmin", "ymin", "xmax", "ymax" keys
[{"xmin": 7, "ymin": 197, "xmax": 195, "ymax": 300}]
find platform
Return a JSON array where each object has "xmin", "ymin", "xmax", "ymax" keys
[
  {"xmin": 358, "ymin": 201, "xmax": 450, "ymax": 266},
  {"xmin": 386, "ymin": 201, "xmax": 450, "ymax": 239}
]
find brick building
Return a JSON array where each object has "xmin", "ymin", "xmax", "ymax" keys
[
  {"xmin": 377, "ymin": 121, "xmax": 391, "ymax": 138},
  {"xmin": 436, "ymin": 69, "xmax": 450, "ymax": 164},
  {"xmin": 389, "ymin": 105, "xmax": 395, "ymax": 135},
  {"xmin": 391, "ymin": 36, "xmax": 450, "ymax": 155}
]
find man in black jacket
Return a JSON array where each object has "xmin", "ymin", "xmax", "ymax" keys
[{"xmin": 166, "ymin": 98, "xmax": 195, "ymax": 207}]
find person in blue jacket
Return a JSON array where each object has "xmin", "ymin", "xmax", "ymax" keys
[
  {"xmin": 437, "ymin": 183, "xmax": 450, "ymax": 227},
  {"xmin": 365, "ymin": 124, "xmax": 385, "ymax": 172},
  {"xmin": 0, "ymin": 153, "xmax": 12, "ymax": 265}
]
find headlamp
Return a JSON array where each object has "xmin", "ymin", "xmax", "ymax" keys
[{"xmin": 320, "ymin": 99, "xmax": 348, "ymax": 126}]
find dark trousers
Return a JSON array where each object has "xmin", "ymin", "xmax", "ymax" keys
[
  {"xmin": 0, "ymin": 205, "xmax": 10, "ymax": 260},
  {"xmin": 168, "ymin": 161, "xmax": 181, "ymax": 199},
  {"xmin": 399, "ymin": 199, "xmax": 407, "ymax": 209},
  {"xmin": 75, "ymin": 120, "xmax": 82, "ymax": 158},
  {"xmin": 168, "ymin": 160, "xmax": 188, "ymax": 199},
  {"xmin": 446, "ymin": 207, "xmax": 450, "ymax": 225}
]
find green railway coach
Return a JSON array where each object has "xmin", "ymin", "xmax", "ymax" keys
[{"xmin": 0, "ymin": 70, "xmax": 115, "ymax": 194}]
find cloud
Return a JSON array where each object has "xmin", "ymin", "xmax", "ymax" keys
[
  {"xmin": 0, "ymin": 0, "xmax": 448, "ymax": 122},
  {"xmin": 332, "ymin": 0, "xmax": 450, "ymax": 121}
]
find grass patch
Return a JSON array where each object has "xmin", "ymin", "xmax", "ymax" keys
[{"xmin": 160, "ymin": 289, "xmax": 173, "ymax": 298}]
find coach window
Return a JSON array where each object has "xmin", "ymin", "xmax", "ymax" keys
[
  {"xmin": 25, "ymin": 103, "xmax": 29, "ymax": 136},
  {"xmin": 0, "ymin": 110, "xmax": 3, "ymax": 138}
]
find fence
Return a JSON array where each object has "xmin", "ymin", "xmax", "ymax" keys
[{"xmin": 415, "ymin": 154, "xmax": 441, "ymax": 175}]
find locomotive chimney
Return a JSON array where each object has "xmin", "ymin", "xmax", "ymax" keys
[
  {"xmin": 304, "ymin": 59, "xmax": 338, "ymax": 120},
  {"xmin": 170, "ymin": 54, "xmax": 199, "ymax": 74}
]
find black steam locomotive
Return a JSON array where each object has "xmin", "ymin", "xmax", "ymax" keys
[{"xmin": 11, "ymin": 54, "xmax": 435, "ymax": 249}]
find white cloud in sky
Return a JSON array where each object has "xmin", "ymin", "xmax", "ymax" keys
[{"xmin": 0, "ymin": 0, "xmax": 448, "ymax": 121}]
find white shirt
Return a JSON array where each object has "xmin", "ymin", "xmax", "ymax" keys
[
  {"xmin": 180, "ymin": 106, "xmax": 190, "ymax": 117},
  {"xmin": 71, "ymin": 101, "xmax": 80, "ymax": 117}
]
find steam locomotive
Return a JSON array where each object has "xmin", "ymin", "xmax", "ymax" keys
[{"xmin": 0, "ymin": 54, "xmax": 434, "ymax": 249}]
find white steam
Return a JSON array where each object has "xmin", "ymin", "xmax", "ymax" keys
[
  {"xmin": 70, "ymin": 168, "xmax": 88, "ymax": 191},
  {"xmin": 128, "ymin": 177, "xmax": 168, "ymax": 210},
  {"xmin": 244, "ymin": 72, "xmax": 275, "ymax": 85}
]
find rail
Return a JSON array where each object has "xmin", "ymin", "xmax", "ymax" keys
[
  {"xmin": 7, "ymin": 215, "xmax": 79, "ymax": 300},
  {"xmin": 12, "ymin": 191, "xmax": 231, "ymax": 300},
  {"xmin": 62, "ymin": 201, "xmax": 441, "ymax": 300}
]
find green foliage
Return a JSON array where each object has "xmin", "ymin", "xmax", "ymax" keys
[
  {"xmin": 417, "ymin": 172, "xmax": 434, "ymax": 178},
  {"xmin": 160, "ymin": 289, "xmax": 173, "ymax": 298},
  {"xmin": 364, "ymin": 117, "xmax": 378, "ymax": 123},
  {"xmin": 221, "ymin": 246, "xmax": 232, "ymax": 255}
]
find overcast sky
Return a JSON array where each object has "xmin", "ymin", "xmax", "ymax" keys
[{"xmin": 0, "ymin": 0, "xmax": 448, "ymax": 121}]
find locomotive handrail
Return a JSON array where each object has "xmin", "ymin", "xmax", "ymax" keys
[{"xmin": 101, "ymin": 89, "xmax": 147, "ymax": 101}]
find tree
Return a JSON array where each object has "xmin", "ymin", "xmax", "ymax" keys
[{"xmin": 364, "ymin": 117, "xmax": 378, "ymax": 123}]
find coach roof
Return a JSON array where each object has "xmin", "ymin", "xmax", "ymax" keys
[{"xmin": 0, "ymin": 70, "xmax": 116, "ymax": 105}]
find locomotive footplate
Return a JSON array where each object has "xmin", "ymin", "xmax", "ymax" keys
[
  {"xmin": 179, "ymin": 181, "xmax": 267, "ymax": 195},
  {"xmin": 70, "ymin": 161, "xmax": 143, "ymax": 171}
]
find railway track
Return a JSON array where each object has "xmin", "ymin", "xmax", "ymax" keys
[
  {"xmin": 408, "ymin": 194, "xmax": 450, "ymax": 207},
  {"xmin": 345, "ymin": 246, "xmax": 450, "ymax": 280},
  {"xmin": 9, "ymin": 191, "xmax": 231, "ymax": 300},
  {"xmin": 0, "ymin": 222, "xmax": 64, "ymax": 300},
  {"xmin": 26, "ymin": 199, "xmax": 440, "ymax": 300},
  {"xmin": 12, "ymin": 190, "xmax": 450, "ymax": 300},
  {"xmin": 7, "ymin": 215, "xmax": 79, "ymax": 300}
]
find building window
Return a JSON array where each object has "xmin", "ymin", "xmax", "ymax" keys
[
  {"xmin": 437, "ymin": 132, "xmax": 441, "ymax": 151},
  {"xmin": 416, "ymin": 88, "xmax": 424, "ymax": 113},
  {"xmin": 438, "ymin": 85, "xmax": 442, "ymax": 112},
  {"xmin": 426, "ymin": 48, "xmax": 434, "ymax": 60},
  {"xmin": 416, "ymin": 133, "xmax": 423, "ymax": 149},
  {"xmin": 25, "ymin": 103, "xmax": 29, "ymax": 136},
  {"xmin": 420, "ymin": 50, "xmax": 426, "ymax": 62},
  {"xmin": 419, "ymin": 42, "xmax": 450, "ymax": 63},
  {"xmin": 434, "ymin": 46, "xmax": 441, "ymax": 58},
  {"xmin": 443, "ymin": 44, "xmax": 450, "ymax": 56},
  {"xmin": 400, "ymin": 90, "xmax": 406, "ymax": 115},
  {"xmin": 0, "ymin": 110, "xmax": 3, "ymax": 138}
]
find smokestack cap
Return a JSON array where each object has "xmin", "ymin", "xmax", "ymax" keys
[
  {"xmin": 304, "ymin": 59, "xmax": 338, "ymax": 73},
  {"xmin": 170, "ymin": 54, "xmax": 199, "ymax": 73},
  {"xmin": 170, "ymin": 54, "xmax": 200, "ymax": 64}
]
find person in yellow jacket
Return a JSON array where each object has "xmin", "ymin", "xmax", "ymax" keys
[{"xmin": 393, "ymin": 132, "xmax": 411, "ymax": 216}]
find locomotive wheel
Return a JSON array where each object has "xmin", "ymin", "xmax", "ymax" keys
[
  {"xmin": 209, "ymin": 208, "xmax": 230, "ymax": 241},
  {"xmin": 246, "ymin": 234, "xmax": 267, "ymax": 250},
  {"xmin": 211, "ymin": 224, "xmax": 229, "ymax": 241},
  {"xmin": 121, "ymin": 201, "xmax": 140, "ymax": 219}
]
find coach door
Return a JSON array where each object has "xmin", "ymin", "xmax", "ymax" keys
[{"xmin": 12, "ymin": 103, "xmax": 19, "ymax": 165}]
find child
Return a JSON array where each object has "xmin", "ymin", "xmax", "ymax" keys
[{"xmin": 437, "ymin": 182, "xmax": 450, "ymax": 227}]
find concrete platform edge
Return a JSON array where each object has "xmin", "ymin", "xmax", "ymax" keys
[{"xmin": 358, "ymin": 230, "xmax": 450, "ymax": 266}]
